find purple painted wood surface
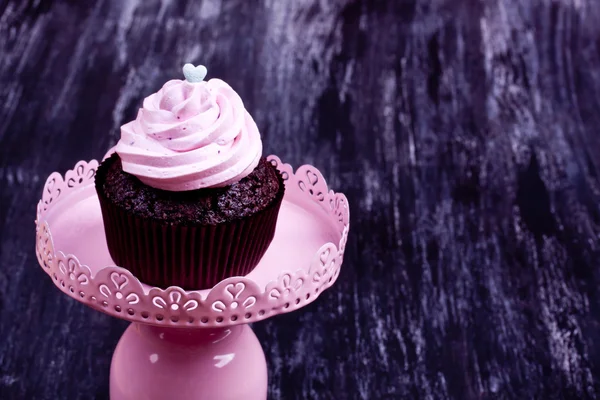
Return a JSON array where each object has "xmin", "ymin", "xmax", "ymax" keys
[{"xmin": 1, "ymin": 0, "xmax": 600, "ymax": 398}]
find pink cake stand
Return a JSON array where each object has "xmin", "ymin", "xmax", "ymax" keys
[{"xmin": 34, "ymin": 153, "xmax": 350, "ymax": 400}]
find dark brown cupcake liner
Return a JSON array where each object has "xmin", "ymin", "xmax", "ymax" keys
[{"xmin": 95, "ymin": 156, "xmax": 285, "ymax": 290}]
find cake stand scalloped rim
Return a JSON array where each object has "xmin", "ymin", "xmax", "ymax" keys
[{"xmin": 35, "ymin": 154, "xmax": 350, "ymax": 328}]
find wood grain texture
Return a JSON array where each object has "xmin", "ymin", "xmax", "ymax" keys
[{"xmin": 2, "ymin": 0, "xmax": 600, "ymax": 398}]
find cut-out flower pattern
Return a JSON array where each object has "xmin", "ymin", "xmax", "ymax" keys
[
  {"xmin": 329, "ymin": 194, "xmax": 349, "ymax": 228},
  {"xmin": 269, "ymin": 273, "xmax": 304, "ymax": 300},
  {"xmin": 311, "ymin": 244, "xmax": 337, "ymax": 284},
  {"xmin": 58, "ymin": 255, "xmax": 90, "ymax": 285},
  {"xmin": 65, "ymin": 161, "xmax": 96, "ymax": 188},
  {"xmin": 267, "ymin": 155, "xmax": 293, "ymax": 182},
  {"xmin": 298, "ymin": 169, "xmax": 325, "ymax": 201},
  {"xmin": 152, "ymin": 289, "xmax": 198, "ymax": 312},
  {"xmin": 212, "ymin": 283, "xmax": 257, "ymax": 312},
  {"xmin": 36, "ymin": 222, "xmax": 54, "ymax": 270},
  {"xmin": 42, "ymin": 173, "xmax": 63, "ymax": 212},
  {"xmin": 99, "ymin": 272, "xmax": 139, "ymax": 305}
]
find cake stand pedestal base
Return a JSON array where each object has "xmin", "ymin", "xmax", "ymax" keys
[{"xmin": 110, "ymin": 324, "xmax": 267, "ymax": 400}]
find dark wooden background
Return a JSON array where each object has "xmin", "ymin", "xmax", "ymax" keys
[{"xmin": 2, "ymin": 0, "xmax": 600, "ymax": 398}]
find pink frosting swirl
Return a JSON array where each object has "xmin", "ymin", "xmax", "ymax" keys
[{"xmin": 115, "ymin": 78, "xmax": 262, "ymax": 191}]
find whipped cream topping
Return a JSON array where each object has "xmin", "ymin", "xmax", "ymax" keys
[{"xmin": 115, "ymin": 75, "xmax": 262, "ymax": 191}]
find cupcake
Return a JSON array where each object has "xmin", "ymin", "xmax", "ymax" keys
[{"xmin": 95, "ymin": 64, "xmax": 285, "ymax": 290}]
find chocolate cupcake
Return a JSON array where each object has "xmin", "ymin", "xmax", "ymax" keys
[{"xmin": 95, "ymin": 64, "xmax": 284, "ymax": 289}]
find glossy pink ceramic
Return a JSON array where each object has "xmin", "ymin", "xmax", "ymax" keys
[
  {"xmin": 111, "ymin": 324, "xmax": 267, "ymax": 400},
  {"xmin": 35, "ymin": 155, "xmax": 350, "ymax": 400}
]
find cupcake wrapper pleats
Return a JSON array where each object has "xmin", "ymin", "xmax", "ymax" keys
[{"xmin": 95, "ymin": 157, "xmax": 284, "ymax": 290}]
